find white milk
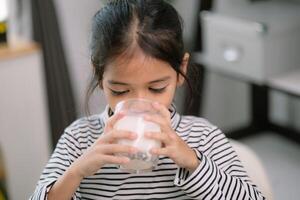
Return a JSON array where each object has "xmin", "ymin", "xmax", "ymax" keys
[{"xmin": 114, "ymin": 115, "xmax": 161, "ymax": 172}]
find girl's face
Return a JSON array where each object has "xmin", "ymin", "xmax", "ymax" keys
[{"xmin": 101, "ymin": 48, "xmax": 189, "ymax": 111}]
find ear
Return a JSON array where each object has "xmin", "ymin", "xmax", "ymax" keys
[
  {"xmin": 98, "ymin": 68, "xmax": 104, "ymax": 90},
  {"xmin": 177, "ymin": 53, "xmax": 190, "ymax": 87},
  {"xmin": 99, "ymin": 81, "xmax": 103, "ymax": 89}
]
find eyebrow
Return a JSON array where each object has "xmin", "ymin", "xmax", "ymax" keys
[{"xmin": 108, "ymin": 76, "xmax": 171, "ymax": 85}]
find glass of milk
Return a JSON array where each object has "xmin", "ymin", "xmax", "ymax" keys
[{"xmin": 114, "ymin": 98, "xmax": 162, "ymax": 173}]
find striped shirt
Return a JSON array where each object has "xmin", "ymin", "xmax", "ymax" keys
[{"xmin": 31, "ymin": 105, "xmax": 265, "ymax": 199}]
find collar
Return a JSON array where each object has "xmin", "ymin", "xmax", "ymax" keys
[{"xmin": 99, "ymin": 103, "xmax": 181, "ymax": 130}]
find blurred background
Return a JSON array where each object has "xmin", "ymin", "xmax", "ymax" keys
[{"xmin": 0, "ymin": 0, "xmax": 300, "ymax": 199}]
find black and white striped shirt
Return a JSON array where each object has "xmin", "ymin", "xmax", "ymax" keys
[{"xmin": 31, "ymin": 105, "xmax": 265, "ymax": 199}]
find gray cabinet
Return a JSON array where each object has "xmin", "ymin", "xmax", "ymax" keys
[
  {"xmin": 0, "ymin": 43, "xmax": 51, "ymax": 200},
  {"xmin": 201, "ymin": 1, "xmax": 300, "ymax": 85}
]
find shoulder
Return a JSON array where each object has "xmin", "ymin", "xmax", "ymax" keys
[
  {"xmin": 63, "ymin": 114, "xmax": 104, "ymax": 140},
  {"xmin": 178, "ymin": 115, "xmax": 218, "ymax": 134},
  {"xmin": 176, "ymin": 115, "xmax": 225, "ymax": 143},
  {"xmin": 51, "ymin": 115, "xmax": 104, "ymax": 154}
]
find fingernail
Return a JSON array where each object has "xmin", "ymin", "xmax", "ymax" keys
[
  {"xmin": 153, "ymin": 102, "xmax": 160, "ymax": 107},
  {"xmin": 144, "ymin": 132, "xmax": 150, "ymax": 137},
  {"xmin": 131, "ymin": 147, "xmax": 138, "ymax": 153},
  {"xmin": 131, "ymin": 133, "xmax": 137, "ymax": 138},
  {"xmin": 118, "ymin": 111, "xmax": 125, "ymax": 116},
  {"xmin": 123, "ymin": 157, "xmax": 130, "ymax": 163},
  {"xmin": 150, "ymin": 148, "xmax": 157, "ymax": 154}
]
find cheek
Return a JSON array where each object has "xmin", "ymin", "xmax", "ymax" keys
[
  {"xmin": 158, "ymin": 85, "xmax": 177, "ymax": 108},
  {"xmin": 102, "ymin": 88, "xmax": 131, "ymax": 112},
  {"xmin": 102, "ymin": 87, "xmax": 117, "ymax": 110}
]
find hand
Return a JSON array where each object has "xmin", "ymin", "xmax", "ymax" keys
[
  {"xmin": 70, "ymin": 112, "xmax": 138, "ymax": 179},
  {"xmin": 144, "ymin": 102, "xmax": 200, "ymax": 172}
]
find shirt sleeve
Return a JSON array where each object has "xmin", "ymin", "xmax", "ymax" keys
[
  {"xmin": 174, "ymin": 127, "xmax": 266, "ymax": 200},
  {"xmin": 29, "ymin": 129, "xmax": 82, "ymax": 200}
]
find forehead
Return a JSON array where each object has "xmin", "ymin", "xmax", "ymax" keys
[{"xmin": 103, "ymin": 49, "xmax": 176, "ymax": 82}]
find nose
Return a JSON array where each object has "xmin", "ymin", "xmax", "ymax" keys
[
  {"xmin": 133, "ymin": 90, "xmax": 149, "ymax": 100},
  {"xmin": 135, "ymin": 92, "xmax": 147, "ymax": 100}
]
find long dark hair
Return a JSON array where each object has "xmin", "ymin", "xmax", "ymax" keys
[{"xmin": 86, "ymin": 0, "xmax": 194, "ymax": 114}]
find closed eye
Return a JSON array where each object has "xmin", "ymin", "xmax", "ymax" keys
[
  {"xmin": 110, "ymin": 89, "xmax": 129, "ymax": 96},
  {"xmin": 149, "ymin": 87, "xmax": 166, "ymax": 93}
]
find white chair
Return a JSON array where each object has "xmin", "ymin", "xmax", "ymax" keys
[{"xmin": 230, "ymin": 140, "xmax": 273, "ymax": 200}]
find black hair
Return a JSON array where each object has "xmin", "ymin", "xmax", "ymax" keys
[{"xmin": 86, "ymin": 0, "xmax": 195, "ymax": 114}]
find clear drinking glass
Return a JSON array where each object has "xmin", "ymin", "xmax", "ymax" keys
[{"xmin": 114, "ymin": 98, "xmax": 162, "ymax": 173}]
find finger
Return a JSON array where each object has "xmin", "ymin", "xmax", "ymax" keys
[
  {"xmin": 99, "ymin": 130, "xmax": 137, "ymax": 144},
  {"xmin": 99, "ymin": 144, "xmax": 138, "ymax": 155},
  {"xmin": 104, "ymin": 112, "xmax": 125, "ymax": 132},
  {"xmin": 149, "ymin": 147, "xmax": 170, "ymax": 157},
  {"xmin": 143, "ymin": 114, "xmax": 170, "ymax": 133},
  {"xmin": 152, "ymin": 102, "xmax": 171, "ymax": 121},
  {"xmin": 144, "ymin": 131, "xmax": 171, "ymax": 145},
  {"xmin": 101, "ymin": 154, "xmax": 130, "ymax": 165}
]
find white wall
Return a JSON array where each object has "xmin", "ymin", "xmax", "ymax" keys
[
  {"xmin": 54, "ymin": 0, "xmax": 106, "ymax": 116},
  {"xmin": 7, "ymin": 0, "xmax": 32, "ymax": 46}
]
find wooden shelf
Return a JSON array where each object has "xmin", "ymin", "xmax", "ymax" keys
[
  {"xmin": 267, "ymin": 69, "xmax": 300, "ymax": 97},
  {"xmin": 193, "ymin": 51, "xmax": 300, "ymax": 97},
  {"xmin": 0, "ymin": 42, "xmax": 40, "ymax": 61}
]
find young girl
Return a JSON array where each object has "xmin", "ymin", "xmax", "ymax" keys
[{"xmin": 31, "ymin": 0, "xmax": 265, "ymax": 199}]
